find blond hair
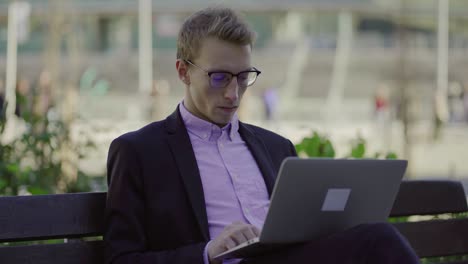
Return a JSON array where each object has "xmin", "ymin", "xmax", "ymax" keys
[{"xmin": 176, "ymin": 7, "xmax": 256, "ymax": 61}]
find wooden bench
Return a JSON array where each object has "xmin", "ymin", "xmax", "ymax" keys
[
  {"xmin": 0, "ymin": 180, "xmax": 467, "ymax": 264},
  {"xmin": 390, "ymin": 180, "xmax": 468, "ymax": 264},
  {"xmin": 0, "ymin": 192, "xmax": 106, "ymax": 264}
]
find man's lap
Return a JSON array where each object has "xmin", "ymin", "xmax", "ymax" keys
[{"xmin": 241, "ymin": 223, "xmax": 419, "ymax": 264}]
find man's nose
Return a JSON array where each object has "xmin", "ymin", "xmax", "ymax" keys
[{"xmin": 224, "ymin": 77, "xmax": 239, "ymax": 102}]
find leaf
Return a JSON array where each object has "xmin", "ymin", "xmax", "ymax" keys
[
  {"xmin": 0, "ymin": 178, "xmax": 7, "ymax": 190},
  {"xmin": 385, "ymin": 152, "xmax": 398, "ymax": 159},
  {"xmin": 27, "ymin": 186, "xmax": 49, "ymax": 195},
  {"xmin": 351, "ymin": 142, "xmax": 366, "ymax": 158},
  {"xmin": 6, "ymin": 164, "xmax": 20, "ymax": 174},
  {"xmin": 17, "ymin": 170, "xmax": 31, "ymax": 185},
  {"xmin": 294, "ymin": 144, "xmax": 303, "ymax": 154},
  {"xmin": 322, "ymin": 140, "xmax": 336, "ymax": 158},
  {"xmin": 304, "ymin": 136, "xmax": 320, "ymax": 157}
]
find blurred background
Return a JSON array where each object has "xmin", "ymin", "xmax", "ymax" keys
[{"xmin": 1, "ymin": 0, "xmax": 468, "ymax": 195}]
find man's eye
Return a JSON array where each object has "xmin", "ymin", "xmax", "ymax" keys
[{"xmin": 212, "ymin": 73, "xmax": 229, "ymax": 81}]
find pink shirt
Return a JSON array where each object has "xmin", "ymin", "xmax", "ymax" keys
[{"xmin": 179, "ymin": 102, "xmax": 270, "ymax": 264}]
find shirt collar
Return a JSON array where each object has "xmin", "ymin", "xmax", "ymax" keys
[{"xmin": 179, "ymin": 101, "xmax": 239, "ymax": 141}]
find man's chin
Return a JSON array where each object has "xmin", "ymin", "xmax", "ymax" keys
[{"xmin": 212, "ymin": 116, "xmax": 233, "ymax": 127}]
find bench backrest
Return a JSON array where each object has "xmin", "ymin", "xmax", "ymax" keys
[
  {"xmin": 0, "ymin": 180, "xmax": 467, "ymax": 263},
  {"xmin": 0, "ymin": 192, "xmax": 106, "ymax": 264},
  {"xmin": 390, "ymin": 180, "xmax": 468, "ymax": 263}
]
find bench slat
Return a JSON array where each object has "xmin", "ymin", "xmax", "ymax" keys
[
  {"xmin": 393, "ymin": 218, "xmax": 468, "ymax": 258},
  {"xmin": 390, "ymin": 180, "xmax": 468, "ymax": 217},
  {"xmin": 0, "ymin": 240, "xmax": 104, "ymax": 264},
  {"xmin": 1, "ymin": 181, "xmax": 467, "ymax": 263},
  {"xmin": 0, "ymin": 192, "xmax": 106, "ymax": 242}
]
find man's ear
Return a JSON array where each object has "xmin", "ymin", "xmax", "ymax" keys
[{"xmin": 176, "ymin": 59, "xmax": 190, "ymax": 86}]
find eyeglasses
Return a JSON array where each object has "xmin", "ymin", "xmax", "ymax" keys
[{"xmin": 184, "ymin": 60, "xmax": 261, "ymax": 89}]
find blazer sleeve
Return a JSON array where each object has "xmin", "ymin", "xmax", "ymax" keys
[
  {"xmin": 287, "ymin": 139, "xmax": 298, "ymax": 157},
  {"xmin": 105, "ymin": 137, "xmax": 206, "ymax": 264}
]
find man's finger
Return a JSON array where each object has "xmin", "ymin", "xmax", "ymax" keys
[
  {"xmin": 225, "ymin": 221, "xmax": 244, "ymax": 231},
  {"xmin": 224, "ymin": 237, "xmax": 237, "ymax": 250},
  {"xmin": 243, "ymin": 226, "xmax": 258, "ymax": 240},
  {"xmin": 229, "ymin": 230, "xmax": 249, "ymax": 245},
  {"xmin": 252, "ymin": 226, "xmax": 261, "ymax": 237}
]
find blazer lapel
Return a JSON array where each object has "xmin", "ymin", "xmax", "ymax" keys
[
  {"xmin": 165, "ymin": 108, "xmax": 210, "ymax": 241},
  {"xmin": 238, "ymin": 123, "xmax": 276, "ymax": 196}
]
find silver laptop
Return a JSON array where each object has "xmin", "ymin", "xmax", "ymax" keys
[{"xmin": 214, "ymin": 157, "xmax": 407, "ymax": 260}]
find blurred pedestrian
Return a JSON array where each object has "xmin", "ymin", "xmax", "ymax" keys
[
  {"xmin": 15, "ymin": 76, "xmax": 33, "ymax": 119},
  {"xmin": 447, "ymin": 81, "xmax": 464, "ymax": 123},
  {"xmin": 33, "ymin": 70, "xmax": 54, "ymax": 117},
  {"xmin": 0, "ymin": 78, "xmax": 4, "ymax": 115},
  {"xmin": 433, "ymin": 90, "xmax": 449, "ymax": 141},
  {"xmin": 374, "ymin": 83, "xmax": 392, "ymax": 151},
  {"xmin": 262, "ymin": 87, "xmax": 278, "ymax": 121},
  {"xmin": 464, "ymin": 84, "xmax": 468, "ymax": 123}
]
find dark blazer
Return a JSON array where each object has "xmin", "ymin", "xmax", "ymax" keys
[{"xmin": 105, "ymin": 106, "xmax": 297, "ymax": 264}]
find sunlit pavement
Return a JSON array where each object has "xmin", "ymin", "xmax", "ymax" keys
[
  {"xmin": 74, "ymin": 117, "xmax": 468, "ymax": 182},
  {"xmin": 67, "ymin": 93, "xmax": 468, "ymax": 193}
]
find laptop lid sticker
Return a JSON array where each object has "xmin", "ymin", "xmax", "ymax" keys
[{"xmin": 321, "ymin": 188, "xmax": 351, "ymax": 211}]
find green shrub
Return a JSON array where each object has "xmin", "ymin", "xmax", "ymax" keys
[
  {"xmin": 295, "ymin": 131, "xmax": 397, "ymax": 159},
  {"xmin": 0, "ymin": 100, "xmax": 99, "ymax": 196}
]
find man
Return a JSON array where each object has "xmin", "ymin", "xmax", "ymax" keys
[{"xmin": 105, "ymin": 7, "xmax": 420, "ymax": 264}]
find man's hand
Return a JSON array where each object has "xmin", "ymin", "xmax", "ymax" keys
[{"xmin": 207, "ymin": 221, "xmax": 260, "ymax": 264}]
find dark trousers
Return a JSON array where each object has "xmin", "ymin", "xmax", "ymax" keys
[{"xmin": 242, "ymin": 223, "xmax": 420, "ymax": 264}]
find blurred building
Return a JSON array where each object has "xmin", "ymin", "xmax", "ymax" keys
[
  {"xmin": 1, "ymin": 0, "xmax": 468, "ymax": 123},
  {"xmin": 2, "ymin": 0, "xmax": 468, "ymax": 178}
]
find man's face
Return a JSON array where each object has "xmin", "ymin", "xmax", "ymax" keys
[{"xmin": 177, "ymin": 37, "xmax": 252, "ymax": 127}]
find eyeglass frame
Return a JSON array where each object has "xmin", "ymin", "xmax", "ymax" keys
[{"xmin": 184, "ymin": 59, "xmax": 261, "ymax": 89}]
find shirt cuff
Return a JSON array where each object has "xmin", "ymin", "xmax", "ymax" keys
[{"xmin": 203, "ymin": 240, "xmax": 213, "ymax": 264}]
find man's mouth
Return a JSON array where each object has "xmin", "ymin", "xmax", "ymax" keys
[{"xmin": 219, "ymin": 106, "xmax": 238, "ymax": 112}]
